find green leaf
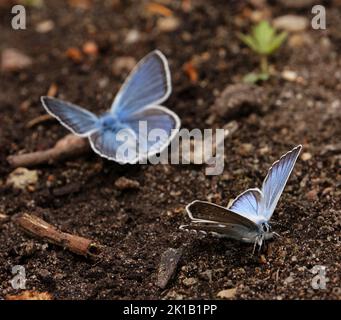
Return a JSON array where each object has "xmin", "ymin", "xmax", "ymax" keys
[
  {"xmin": 243, "ymin": 72, "xmax": 269, "ymax": 84},
  {"xmin": 21, "ymin": 0, "xmax": 44, "ymax": 7},
  {"xmin": 238, "ymin": 33, "xmax": 259, "ymax": 52},
  {"xmin": 239, "ymin": 20, "xmax": 287, "ymax": 56},
  {"xmin": 252, "ymin": 21, "xmax": 275, "ymax": 54},
  {"xmin": 267, "ymin": 31, "xmax": 287, "ymax": 54}
]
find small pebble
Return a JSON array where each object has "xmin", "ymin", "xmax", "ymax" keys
[
  {"xmin": 112, "ymin": 56, "xmax": 136, "ymax": 76},
  {"xmin": 306, "ymin": 189, "xmax": 319, "ymax": 201},
  {"xmin": 6, "ymin": 167, "xmax": 38, "ymax": 191},
  {"xmin": 65, "ymin": 47, "xmax": 83, "ymax": 63},
  {"xmin": 1, "ymin": 48, "xmax": 32, "ymax": 72},
  {"xmin": 301, "ymin": 152, "xmax": 312, "ymax": 161},
  {"xmin": 216, "ymin": 288, "xmax": 237, "ymax": 299},
  {"xmin": 284, "ymin": 275, "xmax": 295, "ymax": 284},
  {"xmin": 125, "ymin": 29, "xmax": 141, "ymax": 44},
  {"xmin": 0, "ymin": 213, "xmax": 9, "ymax": 224},
  {"xmin": 199, "ymin": 270, "xmax": 213, "ymax": 282},
  {"xmin": 273, "ymin": 15, "xmax": 309, "ymax": 32},
  {"xmin": 115, "ymin": 177, "xmax": 140, "ymax": 190},
  {"xmin": 82, "ymin": 41, "xmax": 98, "ymax": 56},
  {"xmin": 157, "ymin": 16, "xmax": 180, "ymax": 32},
  {"xmin": 182, "ymin": 277, "xmax": 198, "ymax": 287},
  {"xmin": 238, "ymin": 143, "xmax": 254, "ymax": 156},
  {"xmin": 35, "ymin": 20, "xmax": 55, "ymax": 33},
  {"xmin": 282, "ymin": 70, "xmax": 298, "ymax": 82}
]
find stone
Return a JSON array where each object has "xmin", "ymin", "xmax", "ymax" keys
[
  {"xmin": 157, "ymin": 16, "xmax": 180, "ymax": 32},
  {"xmin": 157, "ymin": 248, "xmax": 182, "ymax": 289},
  {"xmin": 182, "ymin": 277, "xmax": 198, "ymax": 287},
  {"xmin": 1, "ymin": 48, "xmax": 32, "ymax": 72},
  {"xmin": 273, "ymin": 15, "xmax": 309, "ymax": 32},
  {"xmin": 35, "ymin": 20, "xmax": 55, "ymax": 33},
  {"xmin": 6, "ymin": 168, "xmax": 38, "ymax": 191},
  {"xmin": 112, "ymin": 56, "xmax": 136, "ymax": 76},
  {"xmin": 301, "ymin": 152, "xmax": 312, "ymax": 161},
  {"xmin": 217, "ymin": 288, "xmax": 237, "ymax": 299},
  {"xmin": 281, "ymin": 70, "xmax": 298, "ymax": 82}
]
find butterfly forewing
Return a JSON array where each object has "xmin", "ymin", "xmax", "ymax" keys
[
  {"xmin": 261, "ymin": 145, "xmax": 302, "ymax": 220},
  {"xmin": 41, "ymin": 97, "xmax": 99, "ymax": 136},
  {"xmin": 186, "ymin": 200, "xmax": 259, "ymax": 230},
  {"xmin": 111, "ymin": 50, "xmax": 171, "ymax": 118}
]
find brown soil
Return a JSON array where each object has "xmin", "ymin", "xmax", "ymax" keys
[{"xmin": 0, "ymin": 0, "xmax": 340, "ymax": 299}]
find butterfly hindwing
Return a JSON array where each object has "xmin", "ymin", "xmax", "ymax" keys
[
  {"xmin": 89, "ymin": 127, "xmax": 138, "ymax": 163},
  {"xmin": 123, "ymin": 105, "xmax": 180, "ymax": 156},
  {"xmin": 180, "ymin": 221, "xmax": 259, "ymax": 243},
  {"xmin": 41, "ymin": 96, "xmax": 99, "ymax": 137},
  {"xmin": 228, "ymin": 188, "xmax": 263, "ymax": 222}
]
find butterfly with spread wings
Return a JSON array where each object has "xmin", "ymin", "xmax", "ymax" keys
[
  {"xmin": 41, "ymin": 50, "xmax": 181, "ymax": 164},
  {"xmin": 181, "ymin": 145, "xmax": 302, "ymax": 252}
]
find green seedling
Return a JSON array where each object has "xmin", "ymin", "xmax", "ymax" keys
[
  {"xmin": 20, "ymin": 0, "xmax": 44, "ymax": 8},
  {"xmin": 238, "ymin": 20, "xmax": 287, "ymax": 84}
]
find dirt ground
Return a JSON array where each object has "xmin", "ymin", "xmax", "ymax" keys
[{"xmin": 0, "ymin": 0, "xmax": 340, "ymax": 300}]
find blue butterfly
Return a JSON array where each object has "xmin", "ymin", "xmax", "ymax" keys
[
  {"xmin": 41, "ymin": 50, "xmax": 181, "ymax": 164},
  {"xmin": 181, "ymin": 145, "xmax": 302, "ymax": 252}
]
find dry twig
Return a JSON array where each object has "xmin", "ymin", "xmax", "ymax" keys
[
  {"xmin": 26, "ymin": 114, "xmax": 54, "ymax": 128},
  {"xmin": 7, "ymin": 134, "xmax": 90, "ymax": 168},
  {"xmin": 14, "ymin": 213, "xmax": 101, "ymax": 258}
]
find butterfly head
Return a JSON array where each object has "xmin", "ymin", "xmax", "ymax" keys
[
  {"xmin": 252, "ymin": 223, "xmax": 275, "ymax": 254},
  {"xmin": 259, "ymin": 222, "xmax": 275, "ymax": 240}
]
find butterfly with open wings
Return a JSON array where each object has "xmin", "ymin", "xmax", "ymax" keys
[
  {"xmin": 41, "ymin": 50, "xmax": 181, "ymax": 164},
  {"xmin": 180, "ymin": 145, "xmax": 302, "ymax": 252}
]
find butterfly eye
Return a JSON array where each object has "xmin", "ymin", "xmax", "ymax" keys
[{"xmin": 262, "ymin": 223, "xmax": 269, "ymax": 232}]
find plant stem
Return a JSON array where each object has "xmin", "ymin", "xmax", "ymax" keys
[{"xmin": 260, "ymin": 55, "xmax": 268, "ymax": 75}]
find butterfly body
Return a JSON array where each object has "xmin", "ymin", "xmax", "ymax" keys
[
  {"xmin": 99, "ymin": 114, "xmax": 129, "ymax": 132},
  {"xmin": 41, "ymin": 50, "xmax": 180, "ymax": 163},
  {"xmin": 181, "ymin": 145, "xmax": 302, "ymax": 251},
  {"xmin": 214, "ymin": 224, "xmax": 274, "ymax": 244}
]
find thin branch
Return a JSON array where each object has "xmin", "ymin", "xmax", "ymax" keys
[
  {"xmin": 7, "ymin": 134, "xmax": 90, "ymax": 168},
  {"xmin": 26, "ymin": 114, "xmax": 54, "ymax": 129},
  {"xmin": 14, "ymin": 213, "xmax": 101, "ymax": 258}
]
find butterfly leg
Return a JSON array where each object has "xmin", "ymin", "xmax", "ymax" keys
[
  {"xmin": 273, "ymin": 231, "xmax": 281, "ymax": 238},
  {"xmin": 252, "ymin": 240, "xmax": 258, "ymax": 255},
  {"xmin": 257, "ymin": 234, "xmax": 264, "ymax": 253},
  {"xmin": 252, "ymin": 234, "xmax": 264, "ymax": 255}
]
